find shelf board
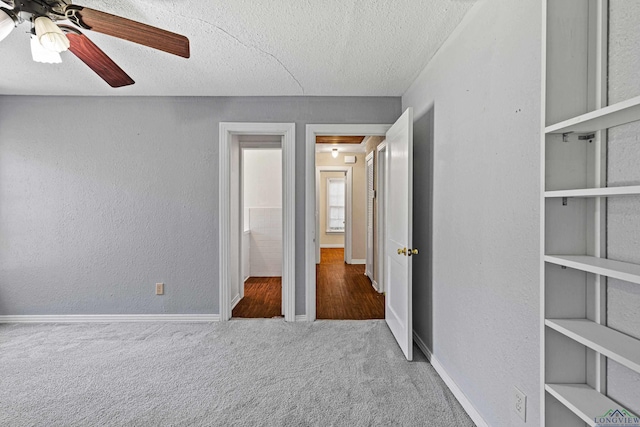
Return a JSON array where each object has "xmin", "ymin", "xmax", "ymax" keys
[
  {"xmin": 546, "ymin": 319, "xmax": 640, "ymax": 374},
  {"xmin": 546, "ymin": 383, "xmax": 638, "ymax": 426},
  {"xmin": 546, "ymin": 94, "xmax": 640, "ymax": 134},
  {"xmin": 545, "ymin": 255, "xmax": 640, "ymax": 285},
  {"xmin": 545, "ymin": 186, "xmax": 640, "ymax": 198}
]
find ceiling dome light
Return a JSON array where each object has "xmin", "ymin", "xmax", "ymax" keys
[
  {"xmin": 34, "ymin": 16, "xmax": 69, "ymax": 52},
  {"xmin": 0, "ymin": 8, "xmax": 17, "ymax": 42},
  {"xmin": 31, "ymin": 34, "xmax": 62, "ymax": 63}
]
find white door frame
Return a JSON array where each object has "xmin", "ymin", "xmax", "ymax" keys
[
  {"xmin": 219, "ymin": 122, "xmax": 295, "ymax": 322},
  {"xmin": 305, "ymin": 124, "xmax": 391, "ymax": 321},
  {"xmin": 375, "ymin": 141, "xmax": 387, "ymax": 293},
  {"xmin": 316, "ymin": 166, "xmax": 353, "ymax": 263},
  {"xmin": 365, "ymin": 151, "xmax": 375, "ymax": 281}
]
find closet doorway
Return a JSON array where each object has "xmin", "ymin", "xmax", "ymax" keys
[
  {"xmin": 218, "ymin": 122, "xmax": 295, "ymax": 322},
  {"xmin": 233, "ymin": 140, "xmax": 283, "ymax": 318}
]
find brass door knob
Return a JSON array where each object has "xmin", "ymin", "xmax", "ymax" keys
[
  {"xmin": 408, "ymin": 248, "xmax": 419, "ymax": 256},
  {"xmin": 397, "ymin": 247, "xmax": 407, "ymax": 256}
]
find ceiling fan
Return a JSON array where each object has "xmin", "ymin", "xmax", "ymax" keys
[{"xmin": 0, "ymin": 0, "xmax": 190, "ymax": 88}]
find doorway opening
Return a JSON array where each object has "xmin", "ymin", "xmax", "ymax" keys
[
  {"xmin": 233, "ymin": 141, "xmax": 283, "ymax": 318},
  {"xmin": 313, "ymin": 134, "xmax": 387, "ymax": 319},
  {"xmin": 219, "ymin": 122, "xmax": 295, "ymax": 322},
  {"xmin": 305, "ymin": 110, "xmax": 414, "ymax": 360}
]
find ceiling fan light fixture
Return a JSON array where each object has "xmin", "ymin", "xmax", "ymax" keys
[
  {"xmin": 30, "ymin": 34, "xmax": 62, "ymax": 63},
  {"xmin": 34, "ymin": 16, "xmax": 69, "ymax": 52},
  {"xmin": 0, "ymin": 8, "xmax": 17, "ymax": 42}
]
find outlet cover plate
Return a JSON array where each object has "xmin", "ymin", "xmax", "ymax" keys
[{"xmin": 156, "ymin": 283, "xmax": 164, "ymax": 295}]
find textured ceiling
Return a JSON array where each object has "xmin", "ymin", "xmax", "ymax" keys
[{"xmin": 0, "ymin": 0, "xmax": 475, "ymax": 96}]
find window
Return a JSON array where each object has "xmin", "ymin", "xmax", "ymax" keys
[{"xmin": 326, "ymin": 177, "xmax": 345, "ymax": 233}]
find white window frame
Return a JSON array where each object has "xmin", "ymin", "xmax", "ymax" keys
[{"xmin": 326, "ymin": 177, "xmax": 346, "ymax": 233}]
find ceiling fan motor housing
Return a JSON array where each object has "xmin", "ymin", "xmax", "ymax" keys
[{"xmin": 10, "ymin": 0, "xmax": 69, "ymax": 21}]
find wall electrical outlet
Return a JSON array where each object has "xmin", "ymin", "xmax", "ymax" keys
[
  {"xmin": 155, "ymin": 283, "xmax": 164, "ymax": 295},
  {"xmin": 513, "ymin": 386, "xmax": 526, "ymax": 422}
]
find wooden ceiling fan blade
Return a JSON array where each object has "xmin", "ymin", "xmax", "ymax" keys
[
  {"xmin": 64, "ymin": 30, "xmax": 135, "ymax": 88},
  {"xmin": 66, "ymin": 5, "xmax": 190, "ymax": 58}
]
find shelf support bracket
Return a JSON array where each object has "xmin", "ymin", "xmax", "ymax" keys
[
  {"xmin": 562, "ymin": 197, "xmax": 568, "ymax": 206},
  {"xmin": 578, "ymin": 133, "xmax": 596, "ymax": 142},
  {"xmin": 562, "ymin": 133, "xmax": 571, "ymax": 142}
]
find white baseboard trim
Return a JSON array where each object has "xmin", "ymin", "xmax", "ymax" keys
[
  {"xmin": 0, "ymin": 314, "xmax": 221, "ymax": 323},
  {"xmin": 350, "ymin": 259, "xmax": 366, "ymax": 265},
  {"xmin": 320, "ymin": 244, "xmax": 345, "ymax": 248},
  {"xmin": 231, "ymin": 294, "xmax": 241, "ymax": 309},
  {"xmin": 372, "ymin": 280, "xmax": 381, "ymax": 293},
  {"xmin": 413, "ymin": 331, "xmax": 432, "ymax": 360},
  {"xmin": 413, "ymin": 331, "xmax": 488, "ymax": 427},
  {"xmin": 295, "ymin": 315, "xmax": 308, "ymax": 322}
]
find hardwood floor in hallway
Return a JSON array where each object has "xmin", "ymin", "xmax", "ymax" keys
[
  {"xmin": 232, "ymin": 248, "xmax": 384, "ymax": 319},
  {"xmin": 317, "ymin": 248, "xmax": 384, "ymax": 320}
]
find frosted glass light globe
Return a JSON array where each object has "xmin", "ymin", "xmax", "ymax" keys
[
  {"xmin": 31, "ymin": 34, "xmax": 62, "ymax": 63},
  {"xmin": 34, "ymin": 16, "xmax": 70, "ymax": 52},
  {"xmin": 0, "ymin": 8, "xmax": 16, "ymax": 42}
]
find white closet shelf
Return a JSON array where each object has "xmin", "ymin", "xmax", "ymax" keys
[
  {"xmin": 545, "ymin": 186, "xmax": 640, "ymax": 198},
  {"xmin": 546, "ymin": 94, "xmax": 640, "ymax": 134},
  {"xmin": 545, "ymin": 255, "xmax": 640, "ymax": 285},
  {"xmin": 545, "ymin": 383, "xmax": 638, "ymax": 426},
  {"xmin": 546, "ymin": 319, "xmax": 640, "ymax": 374}
]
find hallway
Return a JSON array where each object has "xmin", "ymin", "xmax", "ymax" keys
[{"xmin": 316, "ymin": 248, "xmax": 384, "ymax": 320}]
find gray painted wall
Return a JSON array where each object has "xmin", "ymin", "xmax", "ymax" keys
[
  {"xmin": 0, "ymin": 96, "xmax": 400, "ymax": 315},
  {"xmin": 403, "ymin": 0, "xmax": 542, "ymax": 425},
  {"xmin": 606, "ymin": 0, "xmax": 640, "ymax": 414}
]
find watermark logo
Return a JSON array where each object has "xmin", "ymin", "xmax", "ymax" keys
[{"xmin": 594, "ymin": 409, "xmax": 640, "ymax": 427}]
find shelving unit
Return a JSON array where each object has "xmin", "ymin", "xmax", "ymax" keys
[
  {"xmin": 545, "ymin": 384, "xmax": 628, "ymax": 427},
  {"xmin": 544, "ymin": 256, "xmax": 640, "ymax": 285},
  {"xmin": 545, "ymin": 186, "xmax": 640, "ymax": 198},
  {"xmin": 545, "ymin": 94, "xmax": 640, "ymax": 134},
  {"xmin": 545, "ymin": 319, "xmax": 640, "ymax": 373},
  {"xmin": 542, "ymin": 1, "xmax": 640, "ymax": 426}
]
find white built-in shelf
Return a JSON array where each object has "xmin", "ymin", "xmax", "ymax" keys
[
  {"xmin": 546, "ymin": 319, "xmax": 640, "ymax": 374},
  {"xmin": 546, "ymin": 94, "xmax": 640, "ymax": 134},
  {"xmin": 545, "ymin": 186, "xmax": 640, "ymax": 198},
  {"xmin": 546, "ymin": 383, "xmax": 637, "ymax": 426},
  {"xmin": 545, "ymin": 255, "xmax": 640, "ymax": 285}
]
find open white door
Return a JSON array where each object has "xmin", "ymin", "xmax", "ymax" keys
[{"xmin": 385, "ymin": 108, "xmax": 414, "ymax": 360}]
